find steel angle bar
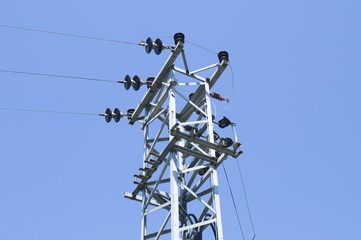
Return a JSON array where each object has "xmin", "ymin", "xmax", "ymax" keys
[
  {"xmin": 178, "ymin": 120, "xmax": 207, "ymax": 126},
  {"xmin": 173, "ymin": 66, "xmax": 206, "ymax": 82},
  {"xmin": 155, "ymin": 211, "xmax": 171, "ymax": 240},
  {"xmin": 181, "ymin": 50, "xmax": 189, "ymax": 74},
  {"xmin": 146, "ymin": 201, "xmax": 171, "ymax": 215},
  {"xmin": 180, "ymin": 164, "xmax": 210, "ymax": 174},
  {"xmin": 144, "ymin": 113, "xmax": 169, "ymax": 164},
  {"xmin": 128, "ymin": 42, "xmax": 184, "ymax": 125},
  {"xmin": 186, "ymin": 187, "xmax": 213, "ymax": 203},
  {"xmin": 147, "ymin": 188, "xmax": 171, "ymax": 200},
  {"xmin": 171, "ymin": 87, "xmax": 208, "ymax": 117},
  {"xmin": 173, "ymin": 145, "xmax": 217, "ymax": 163},
  {"xmin": 176, "ymin": 82, "xmax": 202, "ymax": 86},
  {"xmin": 124, "ymin": 192, "xmax": 161, "ymax": 207},
  {"xmin": 179, "ymin": 181, "xmax": 215, "ymax": 213},
  {"xmin": 185, "ymin": 159, "xmax": 204, "ymax": 191},
  {"xmin": 146, "ymin": 178, "xmax": 173, "ymax": 186},
  {"xmin": 144, "ymin": 156, "xmax": 171, "ymax": 209},
  {"xmin": 131, "ymin": 137, "xmax": 178, "ymax": 198},
  {"xmin": 197, "ymin": 197, "xmax": 215, "ymax": 232},
  {"xmin": 145, "ymin": 228, "xmax": 171, "ymax": 240},
  {"xmin": 189, "ymin": 63, "xmax": 220, "ymax": 75},
  {"xmin": 146, "ymin": 137, "xmax": 169, "ymax": 143},
  {"xmin": 189, "ymin": 142, "xmax": 209, "ymax": 156},
  {"xmin": 171, "ymin": 127, "xmax": 239, "ymax": 158},
  {"xmin": 142, "ymin": 87, "xmax": 171, "ymax": 129},
  {"xmin": 143, "ymin": 107, "xmax": 168, "ymax": 129},
  {"xmin": 186, "ymin": 167, "xmax": 213, "ymax": 201},
  {"xmin": 179, "ymin": 218, "xmax": 216, "ymax": 232},
  {"xmin": 178, "ymin": 59, "xmax": 228, "ymax": 123}
]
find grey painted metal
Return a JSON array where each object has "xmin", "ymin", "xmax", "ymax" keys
[
  {"xmin": 124, "ymin": 42, "xmax": 235, "ymax": 240},
  {"xmin": 129, "ymin": 42, "xmax": 184, "ymax": 125},
  {"xmin": 168, "ymin": 71, "xmax": 180, "ymax": 240}
]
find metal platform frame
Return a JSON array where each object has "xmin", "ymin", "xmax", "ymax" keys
[{"xmin": 124, "ymin": 40, "xmax": 241, "ymax": 240}]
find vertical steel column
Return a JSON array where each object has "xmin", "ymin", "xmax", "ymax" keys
[
  {"xmin": 204, "ymin": 80, "xmax": 224, "ymax": 240},
  {"xmin": 141, "ymin": 106, "xmax": 150, "ymax": 240},
  {"xmin": 168, "ymin": 70, "xmax": 180, "ymax": 240}
]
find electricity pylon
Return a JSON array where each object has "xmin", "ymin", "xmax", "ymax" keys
[{"xmin": 122, "ymin": 33, "xmax": 242, "ymax": 240}]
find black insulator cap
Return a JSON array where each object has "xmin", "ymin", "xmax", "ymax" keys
[
  {"xmin": 133, "ymin": 75, "xmax": 141, "ymax": 91},
  {"xmin": 220, "ymin": 137, "xmax": 234, "ymax": 148},
  {"xmin": 189, "ymin": 93, "xmax": 194, "ymax": 100},
  {"xmin": 146, "ymin": 77, "xmax": 155, "ymax": 89},
  {"xmin": 198, "ymin": 167, "xmax": 209, "ymax": 176},
  {"xmin": 105, "ymin": 108, "xmax": 112, "ymax": 123},
  {"xmin": 124, "ymin": 75, "xmax": 131, "ymax": 90},
  {"xmin": 174, "ymin": 32, "xmax": 185, "ymax": 45},
  {"xmin": 154, "ymin": 38, "xmax": 163, "ymax": 55},
  {"xmin": 113, "ymin": 108, "xmax": 121, "ymax": 123},
  {"xmin": 127, "ymin": 109, "xmax": 135, "ymax": 120},
  {"xmin": 218, "ymin": 116, "xmax": 231, "ymax": 129},
  {"xmin": 218, "ymin": 51, "xmax": 229, "ymax": 63},
  {"xmin": 145, "ymin": 37, "xmax": 153, "ymax": 54}
]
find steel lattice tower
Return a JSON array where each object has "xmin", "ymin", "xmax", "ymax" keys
[{"xmin": 121, "ymin": 33, "xmax": 242, "ymax": 240}]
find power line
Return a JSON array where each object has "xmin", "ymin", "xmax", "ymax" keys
[
  {"xmin": 185, "ymin": 40, "xmax": 218, "ymax": 55},
  {"xmin": 0, "ymin": 69, "xmax": 119, "ymax": 83},
  {"xmin": 236, "ymin": 158, "xmax": 256, "ymax": 240},
  {"xmin": 222, "ymin": 162, "xmax": 246, "ymax": 240},
  {"xmin": 0, "ymin": 107, "xmax": 100, "ymax": 116},
  {"xmin": 0, "ymin": 24, "xmax": 139, "ymax": 45}
]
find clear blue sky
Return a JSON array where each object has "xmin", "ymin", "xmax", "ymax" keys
[{"xmin": 0, "ymin": 0, "xmax": 360, "ymax": 239}]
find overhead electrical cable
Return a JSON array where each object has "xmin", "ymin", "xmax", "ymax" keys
[
  {"xmin": 0, "ymin": 24, "xmax": 139, "ymax": 45},
  {"xmin": 236, "ymin": 158, "xmax": 256, "ymax": 240},
  {"xmin": 0, "ymin": 69, "xmax": 119, "ymax": 83},
  {"xmin": 0, "ymin": 107, "xmax": 100, "ymax": 116},
  {"xmin": 221, "ymin": 162, "xmax": 246, "ymax": 240}
]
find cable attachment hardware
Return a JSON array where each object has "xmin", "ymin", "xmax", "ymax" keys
[
  {"xmin": 217, "ymin": 116, "xmax": 232, "ymax": 129},
  {"xmin": 123, "ymin": 75, "xmax": 148, "ymax": 91},
  {"xmin": 184, "ymin": 125, "xmax": 198, "ymax": 134},
  {"xmin": 210, "ymin": 92, "xmax": 229, "ymax": 102},
  {"xmin": 103, "ymin": 108, "xmax": 126, "ymax": 123},
  {"xmin": 219, "ymin": 137, "xmax": 234, "ymax": 148},
  {"xmin": 142, "ymin": 37, "xmax": 166, "ymax": 55}
]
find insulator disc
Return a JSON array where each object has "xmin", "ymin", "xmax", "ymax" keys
[
  {"xmin": 105, "ymin": 108, "xmax": 112, "ymax": 123},
  {"xmin": 133, "ymin": 75, "xmax": 141, "ymax": 91},
  {"xmin": 173, "ymin": 32, "xmax": 185, "ymax": 45},
  {"xmin": 220, "ymin": 137, "xmax": 233, "ymax": 148},
  {"xmin": 113, "ymin": 108, "xmax": 121, "ymax": 122},
  {"xmin": 218, "ymin": 51, "xmax": 229, "ymax": 63},
  {"xmin": 127, "ymin": 109, "xmax": 135, "ymax": 120},
  {"xmin": 145, "ymin": 37, "xmax": 153, "ymax": 54},
  {"xmin": 124, "ymin": 75, "xmax": 131, "ymax": 90},
  {"xmin": 146, "ymin": 77, "xmax": 155, "ymax": 89},
  {"xmin": 218, "ymin": 116, "xmax": 231, "ymax": 129},
  {"xmin": 154, "ymin": 38, "xmax": 163, "ymax": 55}
]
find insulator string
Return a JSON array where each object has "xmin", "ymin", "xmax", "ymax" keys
[
  {"xmin": 0, "ymin": 24, "xmax": 139, "ymax": 45},
  {"xmin": 0, "ymin": 69, "xmax": 119, "ymax": 83},
  {"xmin": 0, "ymin": 107, "xmax": 100, "ymax": 116}
]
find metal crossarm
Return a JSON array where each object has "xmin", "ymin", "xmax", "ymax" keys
[{"xmin": 128, "ymin": 42, "xmax": 184, "ymax": 125}]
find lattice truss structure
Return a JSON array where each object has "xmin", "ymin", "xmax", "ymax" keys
[{"xmin": 124, "ymin": 34, "xmax": 243, "ymax": 240}]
